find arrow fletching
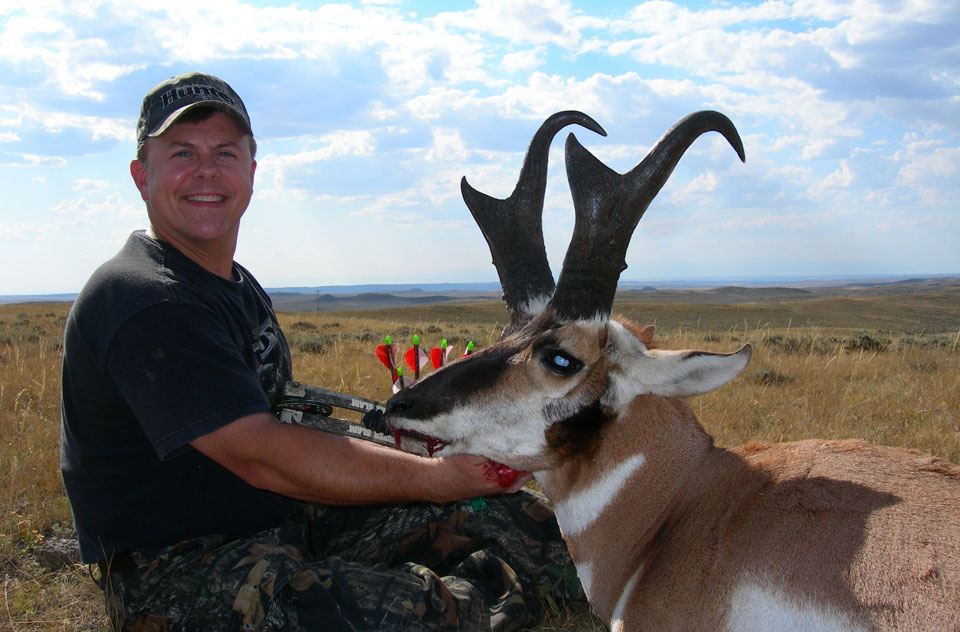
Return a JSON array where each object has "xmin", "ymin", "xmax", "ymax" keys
[
  {"xmin": 392, "ymin": 366, "xmax": 414, "ymax": 393},
  {"xmin": 430, "ymin": 339, "xmax": 453, "ymax": 369},
  {"xmin": 405, "ymin": 346, "xmax": 429, "ymax": 372},
  {"xmin": 375, "ymin": 344, "xmax": 393, "ymax": 370}
]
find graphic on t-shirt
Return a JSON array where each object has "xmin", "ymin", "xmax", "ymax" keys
[{"xmin": 252, "ymin": 317, "xmax": 287, "ymax": 402}]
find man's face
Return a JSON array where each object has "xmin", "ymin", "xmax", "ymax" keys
[{"xmin": 130, "ymin": 111, "xmax": 256, "ymax": 263}]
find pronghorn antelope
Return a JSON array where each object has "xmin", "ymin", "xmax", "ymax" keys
[{"xmin": 386, "ymin": 111, "xmax": 960, "ymax": 631}]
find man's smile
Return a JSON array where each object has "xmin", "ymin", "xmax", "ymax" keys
[{"xmin": 185, "ymin": 194, "xmax": 227, "ymax": 203}]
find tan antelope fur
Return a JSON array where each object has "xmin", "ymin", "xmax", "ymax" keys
[{"xmin": 385, "ymin": 112, "xmax": 960, "ymax": 631}]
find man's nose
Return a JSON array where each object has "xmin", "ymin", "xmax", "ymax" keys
[{"xmin": 194, "ymin": 153, "xmax": 220, "ymax": 178}]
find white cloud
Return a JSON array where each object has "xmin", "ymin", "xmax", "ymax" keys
[
  {"xmin": 20, "ymin": 153, "xmax": 66, "ymax": 167},
  {"xmin": 0, "ymin": 101, "xmax": 129, "ymax": 159},
  {"xmin": 270, "ymin": 131, "xmax": 378, "ymax": 167},
  {"xmin": 895, "ymin": 142, "xmax": 960, "ymax": 206},
  {"xmin": 502, "ymin": 46, "xmax": 546, "ymax": 73},
  {"xmin": 351, "ymin": 190, "xmax": 420, "ymax": 220},
  {"xmin": 255, "ymin": 130, "xmax": 379, "ymax": 199},
  {"xmin": 0, "ymin": 215, "xmax": 91, "ymax": 241},
  {"xmin": 436, "ymin": 0, "xmax": 594, "ymax": 47},
  {"xmin": 0, "ymin": 5, "xmax": 143, "ymax": 101},
  {"xmin": 820, "ymin": 160, "xmax": 853, "ymax": 189},
  {"xmin": 51, "ymin": 192, "xmax": 141, "ymax": 219},
  {"xmin": 424, "ymin": 128, "xmax": 467, "ymax": 162},
  {"xmin": 800, "ymin": 138, "xmax": 838, "ymax": 160},
  {"xmin": 368, "ymin": 101, "xmax": 401, "ymax": 122},
  {"xmin": 73, "ymin": 178, "xmax": 111, "ymax": 193},
  {"xmin": 898, "ymin": 143, "xmax": 960, "ymax": 182},
  {"xmin": 671, "ymin": 170, "xmax": 720, "ymax": 204}
]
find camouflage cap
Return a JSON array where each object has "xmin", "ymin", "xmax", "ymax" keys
[{"xmin": 136, "ymin": 72, "xmax": 252, "ymax": 145}]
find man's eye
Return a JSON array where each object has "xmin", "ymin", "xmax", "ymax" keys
[{"xmin": 540, "ymin": 350, "xmax": 583, "ymax": 375}]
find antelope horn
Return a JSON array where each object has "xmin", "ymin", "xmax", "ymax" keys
[
  {"xmin": 462, "ymin": 111, "xmax": 606, "ymax": 337},
  {"xmin": 551, "ymin": 110, "xmax": 745, "ymax": 322}
]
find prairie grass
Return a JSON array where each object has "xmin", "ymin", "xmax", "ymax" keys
[
  {"xmin": 1, "ymin": 298, "xmax": 958, "ymax": 631},
  {"xmin": 0, "ymin": 303, "xmax": 105, "ymax": 631}
]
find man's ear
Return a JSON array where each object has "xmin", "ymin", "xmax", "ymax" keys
[{"xmin": 130, "ymin": 160, "xmax": 149, "ymax": 202}]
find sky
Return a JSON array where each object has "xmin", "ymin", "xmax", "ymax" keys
[{"xmin": 1, "ymin": 0, "xmax": 958, "ymax": 295}]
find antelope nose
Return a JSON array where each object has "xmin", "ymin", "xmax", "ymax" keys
[{"xmin": 385, "ymin": 395, "xmax": 412, "ymax": 413}]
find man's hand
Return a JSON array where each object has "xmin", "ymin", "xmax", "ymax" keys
[{"xmin": 427, "ymin": 454, "xmax": 533, "ymax": 502}]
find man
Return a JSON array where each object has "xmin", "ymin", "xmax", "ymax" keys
[{"xmin": 60, "ymin": 72, "xmax": 581, "ymax": 631}]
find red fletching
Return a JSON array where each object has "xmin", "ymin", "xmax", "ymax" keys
[
  {"xmin": 404, "ymin": 347, "xmax": 428, "ymax": 372},
  {"xmin": 376, "ymin": 342, "xmax": 402, "ymax": 368},
  {"xmin": 375, "ymin": 344, "xmax": 393, "ymax": 370},
  {"xmin": 430, "ymin": 345, "xmax": 453, "ymax": 369},
  {"xmin": 376, "ymin": 342, "xmax": 403, "ymax": 387}
]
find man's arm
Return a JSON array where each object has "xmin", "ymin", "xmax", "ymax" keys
[{"xmin": 190, "ymin": 413, "xmax": 532, "ymax": 505}]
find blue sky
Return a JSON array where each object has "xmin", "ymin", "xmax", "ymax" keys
[{"xmin": 1, "ymin": 0, "xmax": 958, "ymax": 294}]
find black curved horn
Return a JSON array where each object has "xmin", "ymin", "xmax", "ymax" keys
[
  {"xmin": 462, "ymin": 111, "xmax": 607, "ymax": 336},
  {"xmin": 551, "ymin": 110, "xmax": 745, "ymax": 321}
]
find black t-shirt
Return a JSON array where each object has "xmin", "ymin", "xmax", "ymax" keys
[{"xmin": 61, "ymin": 231, "xmax": 296, "ymax": 563}]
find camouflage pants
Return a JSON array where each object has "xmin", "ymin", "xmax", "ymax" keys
[{"xmin": 100, "ymin": 490, "xmax": 582, "ymax": 631}]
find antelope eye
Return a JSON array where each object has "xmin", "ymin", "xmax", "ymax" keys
[{"xmin": 540, "ymin": 349, "xmax": 583, "ymax": 375}]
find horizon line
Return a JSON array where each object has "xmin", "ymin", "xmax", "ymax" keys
[{"xmin": 3, "ymin": 272, "xmax": 959, "ymax": 302}]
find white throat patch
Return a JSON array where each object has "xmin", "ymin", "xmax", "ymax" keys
[{"xmin": 550, "ymin": 453, "xmax": 646, "ymax": 536}]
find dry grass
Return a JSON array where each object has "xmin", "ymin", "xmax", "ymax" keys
[
  {"xmin": 641, "ymin": 323, "xmax": 960, "ymax": 463},
  {"xmin": 1, "ymin": 298, "xmax": 958, "ymax": 631},
  {"xmin": 0, "ymin": 304, "xmax": 108, "ymax": 632}
]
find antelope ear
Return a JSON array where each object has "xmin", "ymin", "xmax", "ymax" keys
[{"xmin": 646, "ymin": 344, "xmax": 752, "ymax": 397}]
